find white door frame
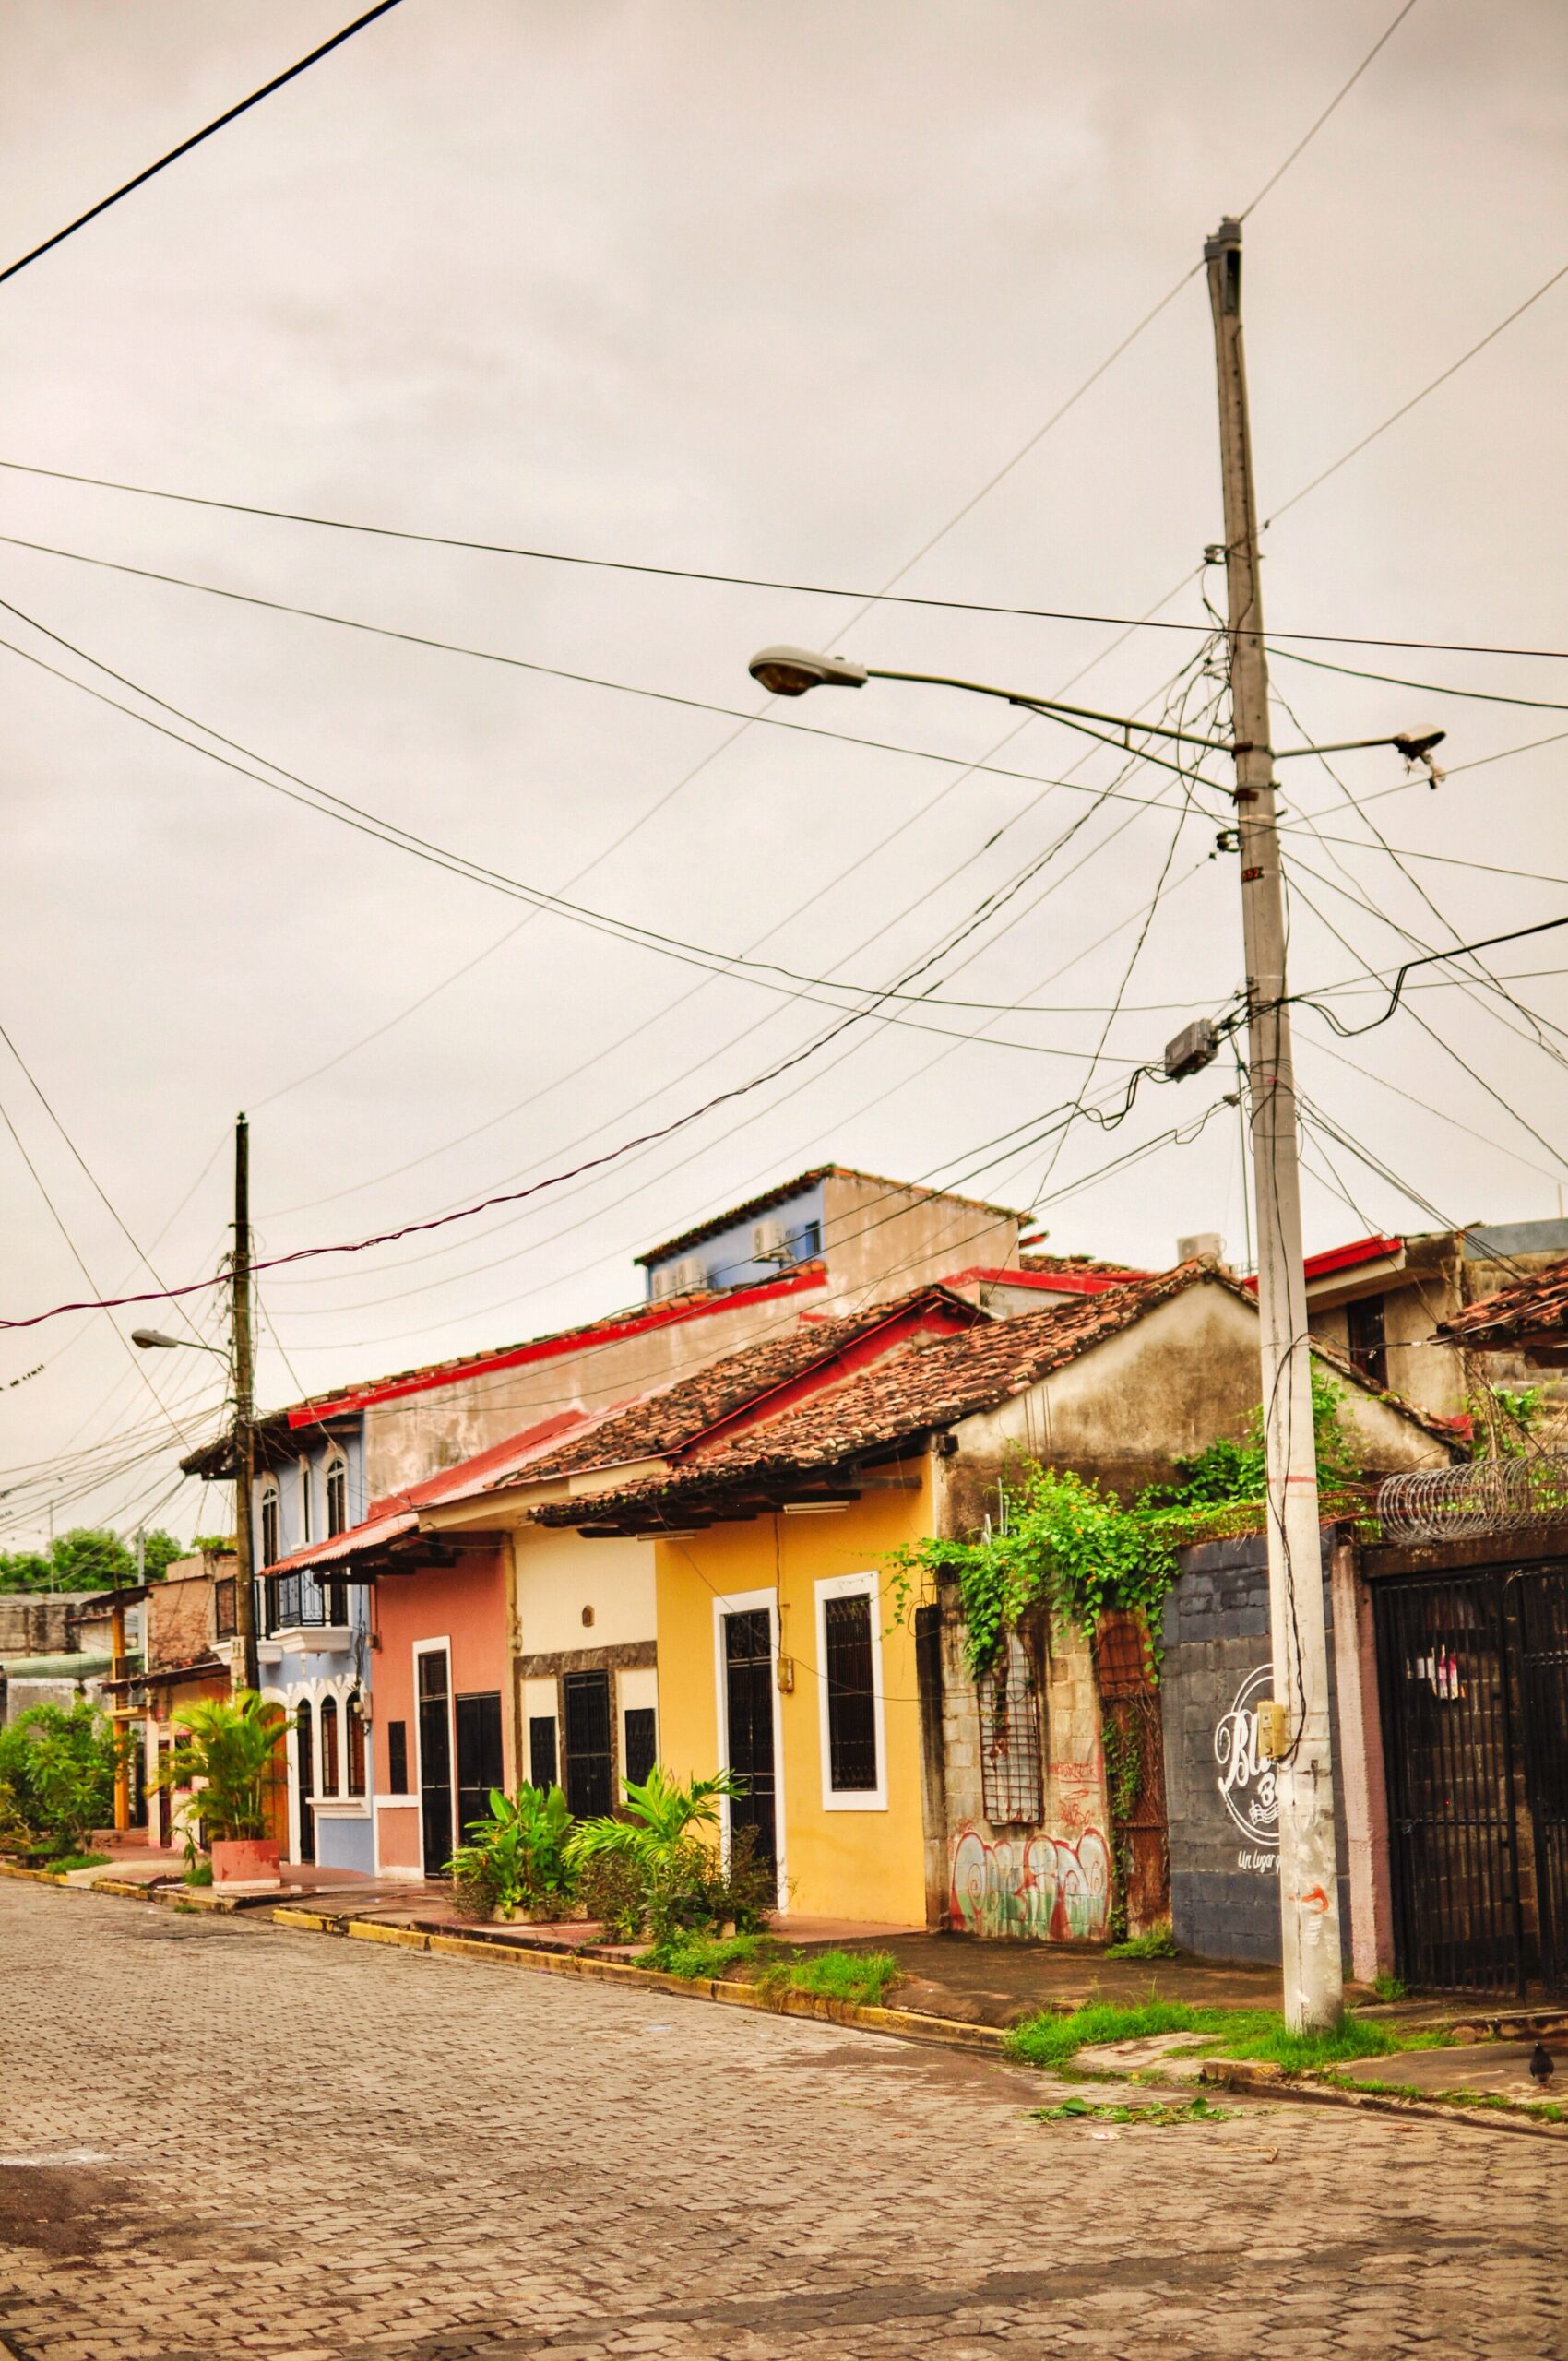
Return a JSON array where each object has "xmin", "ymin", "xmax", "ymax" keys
[
  {"xmin": 711, "ymin": 1586, "xmax": 786, "ymax": 1903},
  {"xmin": 411, "ymin": 1635, "xmax": 456, "ymax": 1875}
]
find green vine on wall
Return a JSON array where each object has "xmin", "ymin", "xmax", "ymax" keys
[{"xmin": 886, "ymin": 1370, "xmax": 1362, "ymax": 1683}]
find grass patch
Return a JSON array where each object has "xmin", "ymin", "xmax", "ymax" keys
[
  {"xmin": 764, "ymin": 1948, "xmax": 901, "ymax": 2008},
  {"xmin": 1032, "ymin": 2092, "xmax": 1231, "ymax": 2127},
  {"xmin": 1004, "ymin": 1996, "xmax": 1450, "ymax": 2076},
  {"xmin": 1105, "ymin": 1923, "xmax": 1177, "ymax": 1960},
  {"xmin": 643, "ymin": 1931, "xmax": 773, "ymax": 1980},
  {"xmin": 183, "ymin": 1860, "xmax": 214, "ymax": 1888},
  {"xmin": 1343, "ymin": 2078, "xmax": 1565, "ymax": 2124},
  {"xmin": 48, "ymin": 1851, "xmax": 111, "ymax": 1874},
  {"xmin": 1371, "ymin": 1971, "xmax": 1408, "ymax": 2002}
]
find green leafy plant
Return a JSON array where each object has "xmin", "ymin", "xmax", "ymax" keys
[
  {"xmin": 0, "ymin": 1701, "xmax": 122, "ymax": 1854},
  {"xmin": 644, "ymin": 1930, "xmax": 775, "ymax": 1979},
  {"xmin": 50, "ymin": 1849, "xmax": 111, "ymax": 1874},
  {"xmin": 1370, "ymin": 1970, "xmax": 1408, "ymax": 2002},
  {"xmin": 1106, "ymin": 1921, "xmax": 1178, "ymax": 1960},
  {"xmin": 1032, "ymin": 2093, "xmax": 1229, "ymax": 2126},
  {"xmin": 0, "ymin": 1527, "xmax": 182, "ymax": 1595},
  {"xmin": 1467, "ymin": 1384, "xmax": 1546, "ymax": 1460},
  {"xmin": 1004, "ymin": 1995, "xmax": 1449, "ymax": 2075},
  {"xmin": 184, "ymin": 1858, "xmax": 214, "ymax": 1887},
  {"xmin": 575, "ymin": 1848, "xmax": 647, "ymax": 1940},
  {"xmin": 888, "ymin": 1373, "xmax": 1363, "ymax": 1679},
  {"xmin": 154, "ymin": 1690, "xmax": 282, "ymax": 1845},
  {"xmin": 762, "ymin": 1947, "xmax": 900, "ymax": 2009},
  {"xmin": 448, "ymin": 1783, "xmax": 575, "ymax": 1922},
  {"xmin": 567, "ymin": 1765, "xmax": 746, "ymax": 1942}
]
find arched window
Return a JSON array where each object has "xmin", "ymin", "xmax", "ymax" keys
[
  {"xmin": 346, "ymin": 1691, "xmax": 366, "ymax": 1797},
  {"xmin": 260, "ymin": 1480, "xmax": 280, "ymax": 1568},
  {"xmin": 298, "ymin": 1457, "xmax": 313, "ymax": 1546},
  {"xmin": 326, "ymin": 1453, "xmax": 348, "ymax": 1538},
  {"xmin": 319, "ymin": 1696, "xmax": 340, "ymax": 1797}
]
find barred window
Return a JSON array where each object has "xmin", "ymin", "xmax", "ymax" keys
[
  {"xmin": 980, "ymin": 1632, "xmax": 1043, "ymax": 1825},
  {"xmin": 824, "ymin": 1591, "xmax": 878, "ymax": 1792},
  {"xmin": 259, "ymin": 1481, "xmax": 279, "ymax": 1568},
  {"xmin": 319, "ymin": 1696, "xmax": 340, "ymax": 1797},
  {"xmin": 345, "ymin": 1691, "xmax": 366, "ymax": 1797},
  {"xmin": 326, "ymin": 1455, "xmax": 348, "ymax": 1538}
]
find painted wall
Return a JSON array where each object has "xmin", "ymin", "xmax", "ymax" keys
[
  {"xmin": 821, "ymin": 1171, "xmax": 1020, "ymax": 1308},
  {"xmin": 1158, "ymin": 1532, "xmax": 1351, "ymax": 1966},
  {"xmin": 643, "ymin": 1179, "xmax": 826, "ymax": 1297},
  {"xmin": 650, "ymin": 1471, "xmax": 933, "ymax": 1927},
  {"xmin": 372, "ymin": 1550, "xmax": 513, "ymax": 1876},
  {"xmin": 515, "ymin": 1528, "xmax": 653, "ymax": 1657}
]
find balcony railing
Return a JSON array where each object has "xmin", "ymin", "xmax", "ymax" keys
[{"xmin": 262, "ymin": 1570, "xmax": 350, "ymax": 1639}]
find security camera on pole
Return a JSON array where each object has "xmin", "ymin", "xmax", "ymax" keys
[{"xmin": 1204, "ymin": 215, "xmax": 1341, "ymax": 2031}]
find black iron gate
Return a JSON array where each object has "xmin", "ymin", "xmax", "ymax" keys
[{"xmin": 1373, "ymin": 1565, "xmax": 1568, "ymax": 1995}]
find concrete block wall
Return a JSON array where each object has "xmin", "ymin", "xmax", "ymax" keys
[{"xmin": 1159, "ymin": 1532, "xmax": 1349, "ymax": 1966}]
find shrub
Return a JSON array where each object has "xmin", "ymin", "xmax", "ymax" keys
[
  {"xmin": 1106, "ymin": 1922, "xmax": 1178, "ymax": 1959},
  {"xmin": 155, "ymin": 1691, "xmax": 282, "ymax": 1845},
  {"xmin": 566, "ymin": 1765, "xmax": 744, "ymax": 1941},
  {"xmin": 448, "ymin": 1783, "xmax": 576, "ymax": 1922},
  {"xmin": 575, "ymin": 1849, "xmax": 646, "ymax": 1940},
  {"xmin": 0, "ymin": 1702, "xmax": 121, "ymax": 1853},
  {"xmin": 184, "ymin": 1858, "xmax": 214, "ymax": 1888}
]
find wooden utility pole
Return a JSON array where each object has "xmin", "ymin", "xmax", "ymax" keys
[
  {"xmin": 1205, "ymin": 216, "xmax": 1344, "ymax": 2031},
  {"xmin": 232, "ymin": 1112, "xmax": 260, "ymax": 1692}
]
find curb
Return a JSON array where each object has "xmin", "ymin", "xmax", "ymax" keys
[
  {"xmin": 269, "ymin": 1904, "xmax": 1008, "ymax": 2054},
  {"xmin": 1200, "ymin": 2059, "xmax": 1568, "ymax": 2142}
]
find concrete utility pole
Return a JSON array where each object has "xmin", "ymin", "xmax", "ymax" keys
[
  {"xmin": 232, "ymin": 1112, "xmax": 260, "ymax": 1692},
  {"xmin": 1205, "ymin": 215, "xmax": 1344, "ymax": 2030}
]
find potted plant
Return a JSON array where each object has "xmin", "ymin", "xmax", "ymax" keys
[{"xmin": 156, "ymin": 1691, "xmax": 284, "ymax": 1888}]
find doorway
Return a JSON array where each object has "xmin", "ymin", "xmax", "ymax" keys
[
  {"xmin": 455, "ymin": 1691, "xmax": 505, "ymax": 1839},
  {"xmin": 417, "ymin": 1647, "xmax": 454, "ymax": 1875},
  {"xmin": 295, "ymin": 1700, "xmax": 315, "ymax": 1866},
  {"xmin": 722, "ymin": 1607, "xmax": 778, "ymax": 1888},
  {"xmin": 563, "ymin": 1671, "xmax": 613, "ymax": 1819}
]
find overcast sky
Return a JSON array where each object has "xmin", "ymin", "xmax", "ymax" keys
[{"xmin": 2, "ymin": 0, "xmax": 1565, "ymax": 1549}]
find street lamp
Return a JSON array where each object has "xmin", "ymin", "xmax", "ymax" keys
[{"xmin": 132, "ymin": 1327, "xmax": 227, "ymax": 1357}]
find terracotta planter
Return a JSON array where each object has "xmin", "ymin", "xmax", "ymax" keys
[{"xmin": 209, "ymin": 1837, "xmax": 282, "ymax": 1891}]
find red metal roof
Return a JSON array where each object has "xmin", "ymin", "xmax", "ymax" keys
[{"xmin": 1242, "ymin": 1234, "xmax": 1404, "ymax": 1295}]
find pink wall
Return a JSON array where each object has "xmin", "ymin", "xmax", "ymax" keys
[{"xmin": 372, "ymin": 1550, "xmax": 515, "ymax": 1873}]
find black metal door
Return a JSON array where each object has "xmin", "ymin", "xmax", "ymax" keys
[
  {"xmin": 295, "ymin": 1701, "xmax": 316, "ymax": 1866},
  {"xmin": 1373, "ymin": 1573, "xmax": 1522, "ymax": 1995},
  {"xmin": 418, "ymin": 1649, "xmax": 453, "ymax": 1874},
  {"xmin": 455, "ymin": 1691, "xmax": 505, "ymax": 1839},
  {"xmin": 724, "ymin": 1608, "xmax": 777, "ymax": 1882},
  {"xmin": 563, "ymin": 1671, "xmax": 613, "ymax": 1819},
  {"xmin": 1515, "ymin": 1570, "xmax": 1568, "ymax": 1990}
]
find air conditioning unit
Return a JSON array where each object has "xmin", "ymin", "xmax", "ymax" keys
[
  {"xmin": 659, "ymin": 1254, "xmax": 707, "ymax": 1296},
  {"xmin": 752, "ymin": 1218, "xmax": 790, "ymax": 1264},
  {"xmin": 1177, "ymin": 1232, "xmax": 1225, "ymax": 1266}
]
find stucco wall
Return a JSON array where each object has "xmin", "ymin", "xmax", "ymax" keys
[
  {"xmin": 822, "ymin": 1171, "xmax": 1020, "ymax": 1307},
  {"xmin": 515, "ymin": 1528, "xmax": 653, "ymax": 1657},
  {"xmin": 649, "ymin": 1475, "xmax": 932, "ymax": 1927},
  {"xmin": 371, "ymin": 1550, "xmax": 513, "ymax": 1875}
]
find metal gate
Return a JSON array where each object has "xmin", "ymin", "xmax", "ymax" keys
[{"xmin": 1373, "ymin": 1566, "xmax": 1568, "ymax": 1995}]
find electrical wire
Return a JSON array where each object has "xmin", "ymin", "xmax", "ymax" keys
[
  {"xmin": 0, "ymin": 2, "xmax": 407, "ymax": 287},
  {"xmin": 1239, "ymin": 0, "xmax": 1421, "ymax": 218},
  {"xmin": 1269, "ymin": 638, "xmax": 1568, "ymax": 715}
]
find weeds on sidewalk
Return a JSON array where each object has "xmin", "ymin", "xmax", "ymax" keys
[
  {"xmin": 643, "ymin": 1931, "xmax": 901, "ymax": 2008},
  {"xmin": 1004, "ymin": 1995, "xmax": 1455, "ymax": 2074}
]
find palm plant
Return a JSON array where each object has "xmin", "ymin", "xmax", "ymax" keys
[
  {"xmin": 566, "ymin": 1765, "xmax": 744, "ymax": 1940},
  {"xmin": 155, "ymin": 1690, "xmax": 282, "ymax": 1845},
  {"xmin": 449, "ymin": 1782, "xmax": 574, "ymax": 1920}
]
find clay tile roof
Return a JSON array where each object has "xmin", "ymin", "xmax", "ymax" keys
[
  {"xmin": 1437, "ymin": 1255, "xmax": 1568, "ymax": 1349},
  {"xmin": 488, "ymin": 1284, "xmax": 984, "ymax": 1489},
  {"xmin": 532, "ymin": 1265, "xmax": 1208, "ymax": 1524}
]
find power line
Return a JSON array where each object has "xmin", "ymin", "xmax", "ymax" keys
[
  {"xmin": 1239, "ymin": 0, "xmax": 1421, "ymax": 218},
  {"xmin": 5, "ymin": 486, "xmax": 1566, "ymax": 668},
  {"xmin": 1265, "ymin": 256, "xmax": 1568, "ymax": 528},
  {"xmin": 0, "ymin": 2, "xmax": 407, "ymax": 288},
  {"xmin": 1270, "ymin": 638, "xmax": 1568, "ymax": 714}
]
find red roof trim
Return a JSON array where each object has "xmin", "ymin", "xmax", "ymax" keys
[
  {"xmin": 1242, "ymin": 1234, "xmax": 1404, "ymax": 1295},
  {"xmin": 944, "ymin": 1264, "xmax": 1151, "ymax": 1298},
  {"xmin": 287, "ymin": 1265, "xmax": 829, "ymax": 1427}
]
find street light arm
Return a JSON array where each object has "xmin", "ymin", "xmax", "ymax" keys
[
  {"xmin": 861, "ymin": 667, "xmax": 1234, "ymax": 753},
  {"xmin": 131, "ymin": 1326, "xmax": 228, "ymax": 1358}
]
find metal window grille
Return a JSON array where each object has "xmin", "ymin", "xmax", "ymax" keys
[
  {"xmin": 979, "ymin": 1632, "xmax": 1043, "ymax": 1825},
  {"xmin": 386, "ymin": 1719, "xmax": 409, "ymax": 1795},
  {"xmin": 260, "ymin": 1486, "xmax": 279, "ymax": 1568},
  {"xmin": 263, "ymin": 1572, "xmax": 348, "ymax": 1635},
  {"xmin": 529, "ymin": 1714, "xmax": 558, "ymax": 1792},
  {"xmin": 824, "ymin": 1592, "xmax": 878, "ymax": 1791},
  {"xmin": 319, "ymin": 1697, "xmax": 339, "ymax": 1797},
  {"xmin": 624, "ymin": 1705, "xmax": 657, "ymax": 1788},
  {"xmin": 563, "ymin": 1671, "xmax": 613, "ymax": 1818}
]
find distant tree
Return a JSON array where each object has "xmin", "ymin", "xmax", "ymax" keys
[{"xmin": 0, "ymin": 1527, "xmax": 184, "ymax": 1595}]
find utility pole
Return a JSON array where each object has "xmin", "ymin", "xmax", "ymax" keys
[
  {"xmin": 232, "ymin": 1112, "xmax": 260, "ymax": 1692},
  {"xmin": 1205, "ymin": 216, "xmax": 1344, "ymax": 2030}
]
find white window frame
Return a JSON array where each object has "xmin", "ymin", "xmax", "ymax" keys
[
  {"xmin": 814, "ymin": 1572, "xmax": 887, "ymax": 1812},
  {"xmin": 411, "ymin": 1636, "xmax": 456, "ymax": 1875},
  {"xmin": 259, "ymin": 1479, "xmax": 280, "ymax": 1568},
  {"xmin": 710, "ymin": 1586, "xmax": 786, "ymax": 1897}
]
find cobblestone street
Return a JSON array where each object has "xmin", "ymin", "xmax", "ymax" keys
[{"xmin": 1, "ymin": 1883, "xmax": 1562, "ymax": 2361}]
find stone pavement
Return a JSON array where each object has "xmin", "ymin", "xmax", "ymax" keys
[{"xmin": 1, "ymin": 1882, "xmax": 1562, "ymax": 2361}]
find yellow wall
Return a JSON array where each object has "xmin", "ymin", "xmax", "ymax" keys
[{"xmin": 652, "ymin": 1464, "xmax": 933, "ymax": 1928}]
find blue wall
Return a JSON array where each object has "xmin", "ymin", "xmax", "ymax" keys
[{"xmin": 644, "ymin": 1180, "xmax": 825, "ymax": 1298}]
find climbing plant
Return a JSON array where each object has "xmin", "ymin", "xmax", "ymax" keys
[{"xmin": 886, "ymin": 1370, "xmax": 1363, "ymax": 1683}]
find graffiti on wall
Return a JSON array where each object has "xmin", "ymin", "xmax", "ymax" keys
[
  {"xmin": 949, "ymin": 1823, "xmax": 1112, "ymax": 1941},
  {"xmin": 1214, "ymin": 1664, "xmax": 1279, "ymax": 1871}
]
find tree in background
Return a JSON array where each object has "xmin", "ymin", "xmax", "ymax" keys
[{"xmin": 0, "ymin": 1528, "xmax": 184, "ymax": 1595}]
